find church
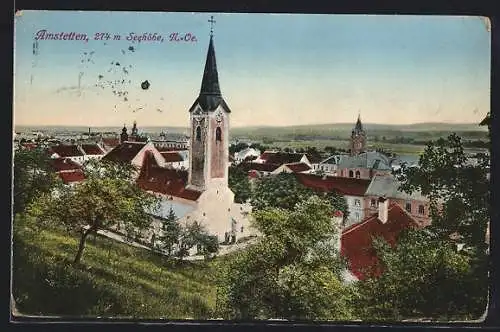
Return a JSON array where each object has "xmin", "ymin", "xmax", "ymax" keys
[{"xmin": 107, "ymin": 21, "xmax": 256, "ymax": 245}]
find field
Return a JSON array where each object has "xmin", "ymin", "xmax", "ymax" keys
[{"xmin": 12, "ymin": 217, "xmax": 222, "ymax": 319}]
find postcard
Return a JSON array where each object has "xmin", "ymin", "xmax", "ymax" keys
[{"xmin": 12, "ymin": 11, "xmax": 491, "ymax": 322}]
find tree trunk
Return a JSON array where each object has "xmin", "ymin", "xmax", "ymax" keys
[{"xmin": 74, "ymin": 227, "xmax": 93, "ymax": 264}]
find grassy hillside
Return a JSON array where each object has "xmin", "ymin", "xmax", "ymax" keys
[{"xmin": 12, "ymin": 218, "xmax": 223, "ymax": 319}]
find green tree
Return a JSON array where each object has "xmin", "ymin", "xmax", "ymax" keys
[
  {"xmin": 176, "ymin": 221, "xmax": 219, "ymax": 261},
  {"xmin": 26, "ymin": 159, "xmax": 160, "ymax": 264},
  {"xmin": 250, "ymin": 173, "xmax": 314, "ymax": 211},
  {"xmin": 228, "ymin": 166, "xmax": 252, "ymax": 203},
  {"xmin": 356, "ymin": 229, "xmax": 487, "ymax": 320},
  {"xmin": 216, "ymin": 196, "xmax": 355, "ymax": 320},
  {"xmin": 157, "ymin": 207, "xmax": 182, "ymax": 257},
  {"xmin": 13, "ymin": 147, "xmax": 61, "ymax": 214},
  {"xmin": 379, "ymin": 129, "xmax": 490, "ymax": 320}
]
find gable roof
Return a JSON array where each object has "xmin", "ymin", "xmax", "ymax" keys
[
  {"xmin": 338, "ymin": 151, "xmax": 391, "ymax": 170},
  {"xmin": 294, "ymin": 173, "xmax": 371, "ymax": 196},
  {"xmin": 284, "ymin": 162, "xmax": 311, "ymax": 173},
  {"xmin": 341, "ymin": 202, "xmax": 419, "ymax": 280},
  {"xmin": 238, "ymin": 161, "xmax": 280, "ymax": 173},
  {"xmin": 136, "ymin": 152, "xmax": 201, "ymax": 201},
  {"xmin": 58, "ymin": 170, "xmax": 86, "ymax": 184},
  {"xmin": 49, "ymin": 145, "xmax": 84, "ymax": 157},
  {"xmin": 102, "ymin": 142, "xmax": 147, "ymax": 163},
  {"xmin": 365, "ymin": 174, "xmax": 427, "ymax": 201},
  {"xmin": 80, "ymin": 144, "xmax": 105, "ymax": 155},
  {"xmin": 50, "ymin": 158, "xmax": 82, "ymax": 172}
]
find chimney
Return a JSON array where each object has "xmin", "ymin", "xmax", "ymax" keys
[{"xmin": 378, "ymin": 196, "xmax": 389, "ymax": 224}]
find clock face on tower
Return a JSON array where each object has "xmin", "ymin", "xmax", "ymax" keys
[{"xmin": 215, "ymin": 110, "xmax": 223, "ymax": 123}]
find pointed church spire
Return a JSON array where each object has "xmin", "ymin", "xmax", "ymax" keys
[
  {"xmin": 188, "ymin": 15, "xmax": 230, "ymax": 113},
  {"xmin": 355, "ymin": 112, "xmax": 363, "ymax": 132},
  {"xmin": 200, "ymin": 19, "xmax": 221, "ymax": 97}
]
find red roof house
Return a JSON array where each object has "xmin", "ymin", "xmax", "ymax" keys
[
  {"xmin": 80, "ymin": 144, "xmax": 105, "ymax": 155},
  {"xmin": 58, "ymin": 169, "xmax": 86, "ymax": 184},
  {"xmin": 50, "ymin": 158, "xmax": 82, "ymax": 172},
  {"xmin": 294, "ymin": 173, "xmax": 371, "ymax": 196},
  {"xmin": 49, "ymin": 145, "xmax": 84, "ymax": 158},
  {"xmin": 136, "ymin": 151, "xmax": 201, "ymax": 201},
  {"xmin": 340, "ymin": 200, "xmax": 419, "ymax": 280},
  {"xmin": 160, "ymin": 151, "xmax": 184, "ymax": 163}
]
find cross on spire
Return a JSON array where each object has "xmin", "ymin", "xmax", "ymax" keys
[{"xmin": 208, "ymin": 15, "xmax": 216, "ymax": 36}]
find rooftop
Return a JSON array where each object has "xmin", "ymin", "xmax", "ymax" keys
[
  {"xmin": 295, "ymin": 173, "xmax": 371, "ymax": 197},
  {"xmin": 49, "ymin": 145, "xmax": 84, "ymax": 157},
  {"xmin": 364, "ymin": 174, "xmax": 427, "ymax": 201},
  {"xmin": 341, "ymin": 202, "xmax": 419, "ymax": 280},
  {"xmin": 102, "ymin": 142, "xmax": 147, "ymax": 163}
]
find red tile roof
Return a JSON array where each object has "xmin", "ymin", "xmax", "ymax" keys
[
  {"xmin": 81, "ymin": 144, "xmax": 105, "ymax": 155},
  {"xmin": 294, "ymin": 173, "xmax": 371, "ymax": 196},
  {"xmin": 136, "ymin": 151, "xmax": 201, "ymax": 201},
  {"xmin": 49, "ymin": 145, "xmax": 84, "ymax": 157},
  {"xmin": 340, "ymin": 202, "xmax": 419, "ymax": 280},
  {"xmin": 160, "ymin": 151, "xmax": 184, "ymax": 163},
  {"xmin": 50, "ymin": 158, "xmax": 82, "ymax": 172},
  {"xmin": 156, "ymin": 146, "xmax": 186, "ymax": 152},
  {"xmin": 102, "ymin": 142, "xmax": 146, "ymax": 163},
  {"xmin": 239, "ymin": 162, "xmax": 280, "ymax": 173},
  {"xmin": 285, "ymin": 162, "xmax": 311, "ymax": 173},
  {"xmin": 58, "ymin": 170, "xmax": 86, "ymax": 184},
  {"xmin": 21, "ymin": 143, "xmax": 38, "ymax": 150}
]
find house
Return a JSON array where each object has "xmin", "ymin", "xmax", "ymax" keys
[
  {"xmin": 80, "ymin": 144, "xmax": 106, "ymax": 162},
  {"xmin": 294, "ymin": 173, "xmax": 372, "ymax": 227},
  {"xmin": 364, "ymin": 174, "xmax": 430, "ymax": 226},
  {"xmin": 340, "ymin": 197, "xmax": 420, "ymax": 280},
  {"xmin": 48, "ymin": 145, "xmax": 85, "ymax": 164},
  {"xmin": 102, "ymin": 141, "xmax": 166, "ymax": 177},
  {"xmin": 271, "ymin": 162, "xmax": 312, "ymax": 175},
  {"xmin": 49, "ymin": 158, "xmax": 85, "ymax": 185},
  {"xmin": 234, "ymin": 147, "xmax": 261, "ymax": 164},
  {"xmin": 100, "ymin": 136, "xmax": 121, "ymax": 152},
  {"xmin": 312, "ymin": 154, "xmax": 344, "ymax": 175},
  {"xmin": 237, "ymin": 161, "xmax": 281, "ymax": 178},
  {"xmin": 336, "ymin": 151, "xmax": 393, "ymax": 180},
  {"xmin": 254, "ymin": 151, "xmax": 311, "ymax": 166}
]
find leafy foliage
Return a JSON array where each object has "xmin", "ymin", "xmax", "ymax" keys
[
  {"xmin": 356, "ymin": 229, "xmax": 487, "ymax": 320},
  {"xmin": 157, "ymin": 207, "xmax": 182, "ymax": 257},
  {"xmin": 26, "ymin": 160, "xmax": 160, "ymax": 264},
  {"xmin": 176, "ymin": 221, "xmax": 219, "ymax": 261},
  {"xmin": 250, "ymin": 173, "xmax": 314, "ymax": 211},
  {"xmin": 394, "ymin": 133, "xmax": 489, "ymax": 251},
  {"xmin": 216, "ymin": 196, "xmax": 354, "ymax": 320},
  {"xmin": 228, "ymin": 165, "xmax": 252, "ymax": 203},
  {"xmin": 13, "ymin": 147, "xmax": 61, "ymax": 214}
]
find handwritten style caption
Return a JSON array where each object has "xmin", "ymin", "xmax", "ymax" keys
[{"xmin": 34, "ymin": 30, "xmax": 198, "ymax": 43}]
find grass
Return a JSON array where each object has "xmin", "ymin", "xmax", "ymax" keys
[{"xmin": 12, "ymin": 219, "xmax": 227, "ymax": 319}]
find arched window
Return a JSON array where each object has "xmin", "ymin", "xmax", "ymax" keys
[
  {"xmin": 216, "ymin": 127, "xmax": 222, "ymax": 142},
  {"xmin": 349, "ymin": 170, "xmax": 354, "ymax": 178},
  {"xmin": 418, "ymin": 205, "xmax": 425, "ymax": 215},
  {"xmin": 406, "ymin": 202, "xmax": 412, "ymax": 213},
  {"xmin": 195, "ymin": 126, "xmax": 201, "ymax": 141},
  {"xmin": 355, "ymin": 170, "xmax": 361, "ymax": 179}
]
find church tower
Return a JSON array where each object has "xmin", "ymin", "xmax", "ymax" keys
[
  {"xmin": 350, "ymin": 113, "xmax": 366, "ymax": 156},
  {"xmin": 120, "ymin": 124, "xmax": 128, "ymax": 143},
  {"xmin": 187, "ymin": 17, "xmax": 231, "ymax": 192}
]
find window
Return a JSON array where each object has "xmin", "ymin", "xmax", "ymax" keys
[
  {"xmin": 355, "ymin": 170, "xmax": 361, "ymax": 179},
  {"xmin": 405, "ymin": 202, "xmax": 412, "ymax": 213},
  {"xmin": 349, "ymin": 170, "xmax": 354, "ymax": 178},
  {"xmin": 241, "ymin": 226, "xmax": 244, "ymax": 233},
  {"xmin": 370, "ymin": 199, "xmax": 377, "ymax": 208},
  {"xmin": 355, "ymin": 199, "xmax": 361, "ymax": 207},
  {"xmin": 355, "ymin": 212, "xmax": 360, "ymax": 220},
  {"xmin": 195, "ymin": 126, "xmax": 201, "ymax": 141},
  {"xmin": 216, "ymin": 127, "xmax": 222, "ymax": 142},
  {"xmin": 418, "ymin": 205, "xmax": 425, "ymax": 215}
]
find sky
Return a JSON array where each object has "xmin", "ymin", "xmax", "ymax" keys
[{"xmin": 13, "ymin": 11, "xmax": 491, "ymax": 128}]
